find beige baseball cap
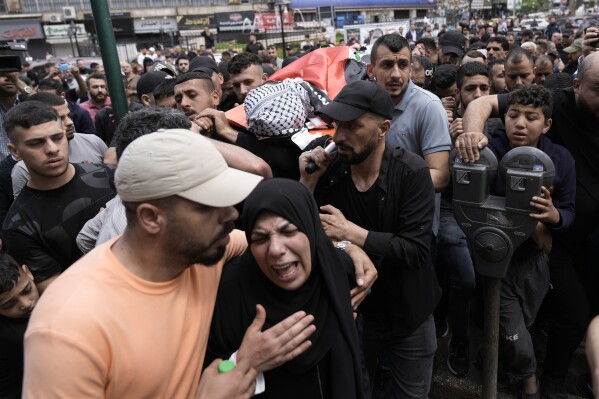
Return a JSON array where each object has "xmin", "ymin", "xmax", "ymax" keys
[{"xmin": 115, "ymin": 129, "xmax": 263, "ymax": 207}]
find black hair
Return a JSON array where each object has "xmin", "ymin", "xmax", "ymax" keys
[
  {"xmin": 488, "ymin": 58, "xmax": 505, "ymax": 76},
  {"xmin": 282, "ymin": 56, "xmax": 299, "ymax": 68},
  {"xmin": 456, "ymin": 61, "xmax": 489, "ymax": 89},
  {"xmin": 115, "ymin": 107, "xmax": 192, "ymax": 160},
  {"xmin": 430, "ymin": 64, "xmax": 458, "ymax": 91},
  {"xmin": 543, "ymin": 72, "xmax": 573, "ymax": 89},
  {"xmin": 416, "ymin": 37, "xmax": 437, "ymax": 55},
  {"xmin": 24, "ymin": 92, "xmax": 66, "ymax": 107},
  {"xmin": 152, "ymin": 80, "xmax": 176, "ymax": 102},
  {"xmin": 370, "ymin": 34, "xmax": 410, "ymax": 65},
  {"xmin": 176, "ymin": 55, "xmax": 189, "ymax": 65},
  {"xmin": 3, "ymin": 101, "xmax": 59, "ymax": 142},
  {"xmin": 174, "ymin": 71, "xmax": 215, "ymax": 92},
  {"xmin": 221, "ymin": 51, "xmax": 231, "ymax": 58},
  {"xmin": 463, "ymin": 50, "xmax": 486, "ymax": 61},
  {"xmin": 0, "ymin": 253, "xmax": 23, "ymax": 295},
  {"xmin": 228, "ymin": 52, "xmax": 262, "ymax": 76},
  {"xmin": 487, "ymin": 36, "xmax": 509, "ymax": 51},
  {"xmin": 412, "ymin": 55, "xmax": 433, "ymax": 89},
  {"xmin": 535, "ymin": 55, "xmax": 553, "ymax": 67},
  {"xmin": 505, "ymin": 48, "xmax": 534, "ymax": 67},
  {"xmin": 507, "ymin": 85, "xmax": 553, "ymax": 120},
  {"xmin": 86, "ymin": 72, "xmax": 106, "ymax": 88},
  {"xmin": 90, "ymin": 62, "xmax": 99, "ymax": 70},
  {"xmin": 37, "ymin": 78, "xmax": 64, "ymax": 94}
]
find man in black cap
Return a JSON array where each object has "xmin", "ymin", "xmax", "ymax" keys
[
  {"xmin": 136, "ymin": 70, "xmax": 174, "ymax": 107},
  {"xmin": 439, "ymin": 30, "xmax": 466, "ymax": 65},
  {"xmin": 300, "ymin": 80, "xmax": 440, "ymax": 399},
  {"xmin": 189, "ymin": 55, "xmax": 230, "ymax": 110}
]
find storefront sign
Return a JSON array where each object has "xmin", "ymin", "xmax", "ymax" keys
[
  {"xmin": 43, "ymin": 23, "xmax": 86, "ymax": 38},
  {"xmin": 134, "ymin": 17, "xmax": 178, "ymax": 33},
  {"xmin": 215, "ymin": 11, "xmax": 255, "ymax": 31},
  {"xmin": 256, "ymin": 12, "xmax": 293, "ymax": 31},
  {"xmin": 1, "ymin": 19, "xmax": 44, "ymax": 40},
  {"xmin": 178, "ymin": 14, "xmax": 216, "ymax": 30},
  {"xmin": 83, "ymin": 12, "xmax": 133, "ymax": 36}
]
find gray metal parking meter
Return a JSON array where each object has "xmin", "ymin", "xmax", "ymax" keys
[
  {"xmin": 450, "ymin": 146, "xmax": 555, "ymax": 398},
  {"xmin": 451, "ymin": 146, "xmax": 555, "ymax": 279}
]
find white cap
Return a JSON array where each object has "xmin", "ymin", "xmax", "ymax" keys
[{"xmin": 115, "ymin": 129, "xmax": 263, "ymax": 207}]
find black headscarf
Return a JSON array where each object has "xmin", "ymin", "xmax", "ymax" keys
[{"xmin": 206, "ymin": 179, "xmax": 364, "ymax": 399}]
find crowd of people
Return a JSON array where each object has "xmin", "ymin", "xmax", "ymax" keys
[{"xmin": 0, "ymin": 16, "xmax": 598, "ymax": 399}]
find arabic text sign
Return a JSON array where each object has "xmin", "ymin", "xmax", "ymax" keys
[
  {"xmin": 178, "ymin": 14, "xmax": 216, "ymax": 30},
  {"xmin": 2, "ymin": 19, "xmax": 44, "ymax": 40},
  {"xmin": 134, "ymin": 17, "xmax": 178, "ymax": 33},
  {"xmin": 43, "ymin": 24, "xmax": 87, "ymax": 38},
  {"xmin": 256, "ymin": 12, "xmax": 293, "ymax": 30}
]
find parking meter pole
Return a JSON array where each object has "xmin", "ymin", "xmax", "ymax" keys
[
  {"xmin": 450, "ymin": 147, "xmax": 556, "ymax": 399},
  {"xmin": 90, "ymin": 0, "xmax": 128, "ymax": 122},
  {"xmin": 482, "ymin": 276, "xmax": 501, "ymax": 399}
]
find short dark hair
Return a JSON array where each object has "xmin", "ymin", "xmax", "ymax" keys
[
  {"xmin": 228, "ymin": 52, "xmax": 262, "ymax": 76},
  {"xmin": 370, "ymin": 34, "xmax": 410, "ymax": 65},
  {"xmin": 544, "ymin": 72, "xmax": 573, "ymax": 89},
  {"xmin": 463, "ymin": 50, "xmax": 486, "ymax": 61},
  {"xmin": 535, "ymin": 55, "xmax": 553, "ymax": 67},
  {"xmin": 152, "ymin": 80, "xmax": 176, "ymax": 102},
  {"xmin": 507, "ymin": 85, "xmax": 553, "ymax": 120},
  {"xmin": 3, "ymin": 101, "xmax": 59, "ymax": 142},
  {"xmin": 487, "ymin": 37, "xmax": 509, "ymax": 51},
  {"xmin": 412, "ymin": 55, "xmax": 433, "ymax": 89},
  {"xmin": 176, "ymin": 55, "xmax": 189, "ymax": 65},
  {"xmin": 456, "ymin": 61, "xmax": 489, "ymax": 89},
  {"xmin": 174, "ymin": 71, "xmax": 215, "ymax": 92},
  {"xmin": 577, "ymin": 52, "xmax": 596, "ymax": 83},
  {"xmin": 416, "ymin": 37, "xmax": 437, "ymax": 54},
  {"xmin": 37, "ymin": 78, "xmax": 65, "ymax": 94},
  {"xmin": 114, "ymin": 107, "xmax": 192, "ymax": 160},
  {"xmin": 488, "ymin": 58, "xmax": 505, "ymax": 76},
  {"xmin": 0, "ymin": 253, "xmax": 22, "ymax": 295},
  {"xmin": 25, "ymin": 92, "xmax": 66, "ymax": 107},
  {"xmin": 431, "ymin": 64, "xmax": 458, "ymax": 91},
  {"xmin": 505, "ymin": 48, "xmax": 534, "ymax": 67},
  {"xmin": 86, "ymin": 72, "xmax": 106, "ymax": 88}
]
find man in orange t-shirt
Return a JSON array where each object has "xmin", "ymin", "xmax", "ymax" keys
[{"xmin": 23, "ymin": 130, "xmax": 315, "ymax": 398}]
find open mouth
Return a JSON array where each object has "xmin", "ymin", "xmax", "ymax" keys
[{"xmin": 272, "ymin": 262, "xmax": 299, "ymax": 280}]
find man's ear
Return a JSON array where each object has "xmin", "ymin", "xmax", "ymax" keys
[
  {"xmin": 7, "ymin": 143, "xmax": 21, "ymax": 161},
  {"xmin": 573, "ymin": 78, "xmax": 581, "ymax": 95},
  {"xmin": 261, "ymin": 72, "xmax": 268, "ymax": 82},
  {"xmin": 543, "ymin": 117, "xmax": 552, "ymax": 134},
  {"xmin": 379, "ymin": 119, "xmax": 391, "ymax": 139},
  {"xmin": 367, "ymin": 63, "xmax": 374, "ymax": 78},
  {"xmin": 136, "ymin": 203, "xmax": 166, "ymax": 235},
  {"xmin": 141, "ymin": 94, "xmax": 152, "ymax": 107},
  {"xmin": 212, "ymin": 90, "xmax": 220, "ymax": 107},
  {"xmin": 217, "ymin": 73, "xmax": 224, "ymax": 85}
]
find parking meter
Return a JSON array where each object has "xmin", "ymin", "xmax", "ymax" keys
[{"xmin": 450, "ymin": 146, "xmax": 555, "ymax": 279}]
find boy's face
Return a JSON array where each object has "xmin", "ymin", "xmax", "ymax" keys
[
  {"xmin": 505, "ymin": 103, "xmax": 551, "ymax": 148},
  {"xmin": 0, "ymin": 266, "xmax": 39, "ymax": 318}
]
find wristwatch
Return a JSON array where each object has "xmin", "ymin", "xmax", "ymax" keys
[
  {"xmin": 23, "ymin": 86, "xmax": 33, "ymax": 94},
  {"xmin": 336, "ymin": 240, "xmax": 351, "ymax": 251}
]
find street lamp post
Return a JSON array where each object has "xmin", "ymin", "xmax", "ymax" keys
[
  {"xmin": 67, "ymin": 29, "xmax": 76, "ymax": 57},
  {"xmin": 275, "ymin": 0, "xmax": 291, "ymax": 59},
  {"xmin": 69, "ymin": 20, "xmax": 81, "ymax": 57}
]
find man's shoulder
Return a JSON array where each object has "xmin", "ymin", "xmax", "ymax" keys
[
  {"xmin": 409, "ymin": 84, "xmax": 443, "ymax": 105},
  {"xmin": 387, "ymin": 146, "xmax": 430, "ymax": 172}
]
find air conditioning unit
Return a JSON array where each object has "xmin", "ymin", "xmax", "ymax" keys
[
  {"xmin": 49, "ymin": 13, "xmax": 63, "ymax": 23},
  {"xmin": 63, "ymin": 6, "xmax": 76, "ymax": 20}
]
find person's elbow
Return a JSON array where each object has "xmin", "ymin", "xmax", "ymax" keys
[
  {"xmin": 251, "ymin": 160, "xmax": 273, "ymax": 179},
  {"xmin": 431, "ymin": 168, "xmax": 450, "ymax": 192}
]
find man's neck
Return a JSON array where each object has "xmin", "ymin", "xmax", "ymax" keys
[
  {"xmin": 0, "ymin": 94, "xmax": 17, "ymax": 110},
  {"xmin": 91, "ymin": 98, "xmax": 106, "ymax": 108},
  {"xmin": 112, "ymin": 232, "xmax": 188, "ymax": 282},
  {"xmin": 27, "ymin": 163, "xmax": 76, "ymax": 191},
  {"xmin": 350, "ymin": 145, "xmax": 385, "ymax": 192}
]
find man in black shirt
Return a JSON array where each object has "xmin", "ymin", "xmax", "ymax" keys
[
  {"xmin": 300, "ymin": 80, "xmax": 440, "ymax": 398},
  {"xmin": 1, "ymin": 101, "xmax": 115, "ymax": 293}
]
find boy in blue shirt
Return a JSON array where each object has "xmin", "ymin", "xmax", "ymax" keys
[{"xmin": 477, "ymin": 85, "xmax": 576, "ymax": 398}]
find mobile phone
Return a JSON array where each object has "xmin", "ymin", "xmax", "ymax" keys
[{"xmin": 59, "ymin": 63, "xmax": 71, "ymax": 72}]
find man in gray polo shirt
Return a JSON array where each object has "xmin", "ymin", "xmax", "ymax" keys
[{"xmin": 368, "ymin": 33, "xmax": 450, "ymax": 194}]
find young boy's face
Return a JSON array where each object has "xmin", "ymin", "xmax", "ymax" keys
[
  {"xmin": 505, "ymin": 103, "xmax": 551, "ymax": 148},
  {"xmin": 0, "ymin": 266, "xmax": 39, "ymax": 319}
]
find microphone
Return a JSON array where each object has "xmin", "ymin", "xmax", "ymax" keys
[{"xmin": 305, "ymin": 140, "xmax": 336, "ymax": 174}]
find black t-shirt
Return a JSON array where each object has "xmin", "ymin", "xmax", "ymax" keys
[
  {"xmin": 1, "ymin": 164, "xmax": 116, "ymax": 283},
  {"xmin": 326, "ymin": 174, "xmax": 379, "ymax": 232},
  {"xmin": 0, "ymin": 316, "xmax": 28, "ymax": 399},
  {"xmin": 235, "ymin": 131, "xmax": 302, "ymax": 180}
]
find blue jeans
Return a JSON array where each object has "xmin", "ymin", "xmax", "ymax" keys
[
  {"xmin": 435, "ymin": 209, "xmax": 476, "ymax": 341},
  {"xmin": 363, "ymin": 315, "xmax": 436, "ymax": 399}
]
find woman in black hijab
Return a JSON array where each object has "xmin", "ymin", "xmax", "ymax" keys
[{"xmin": 205, "ymin": 178, "xmax": 365, "ymax": 399}]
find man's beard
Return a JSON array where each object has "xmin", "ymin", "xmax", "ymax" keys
[
  {"xmin": 337, "ymin": 134, "xmax": 378, "ymax": 165},
  {"xmin": 91, "ymin": 92, "xmax": 106, "ymax": 103},
  {"xmin": 0, "ymin": 84, "xmax": 17, "ymax": 97},
  {"xmin": 166, "ymin": 220, "xmax": 235, "ymax": 267}
]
